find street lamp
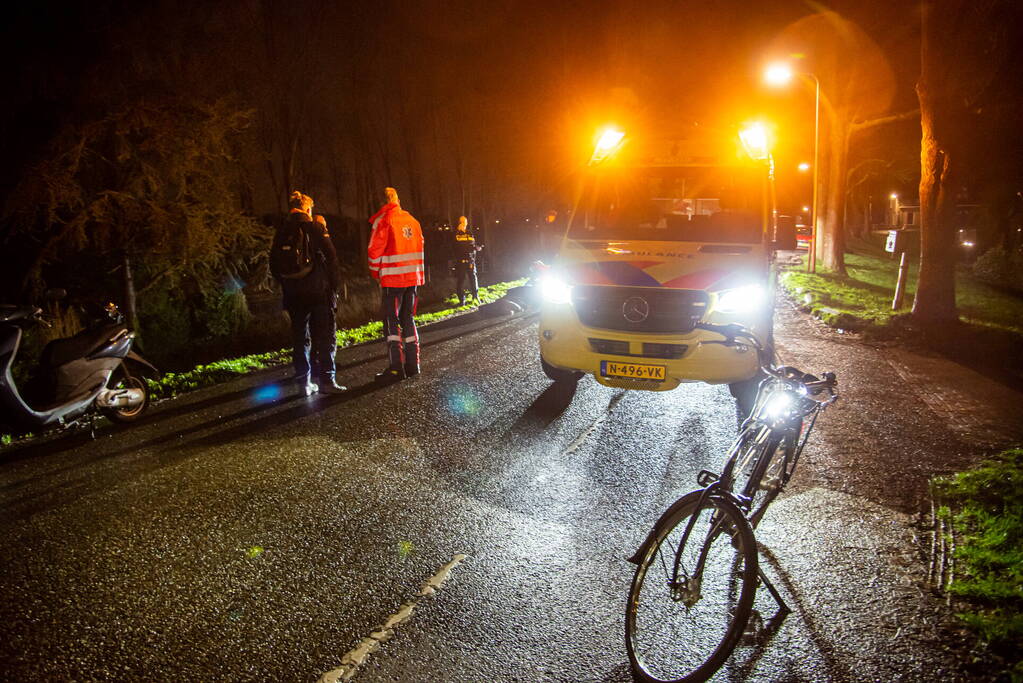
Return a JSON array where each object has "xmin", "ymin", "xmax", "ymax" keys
[
  {"xmin": 590, "ymin": 127, "xmax": 626, "ymax": 165},
  {"xmin": 764, "ymin": 61, "xmax": 820, "ymax": 273},
  {"xmin": 738, "ymin": 121, "xmax": 771, "ymax": 161}
]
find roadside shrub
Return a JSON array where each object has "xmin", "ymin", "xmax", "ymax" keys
[
  {"xmin": 138, "ymin": 288, "xmax": 192, "ymax": 360},
  {"xmin": 973, "ymin": 246, "xmax": 1023, "ymax": 294},
  {"xmin": 198, "ymin": 284, "xmax": 251, "ymax": 338}
]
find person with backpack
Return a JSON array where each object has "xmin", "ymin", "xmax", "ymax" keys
[
  {"xmin": 368, "ymin": 187, "xmax": 425, "ymax": 381},
  {"xmin": 270, "ymin": 190, "xmax": 346, "ymax": 395}
]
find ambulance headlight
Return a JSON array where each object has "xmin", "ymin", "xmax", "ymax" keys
[
  {"xmin": 539, "ymin": 273, "xmax": 573, "ymax": 305},
  {"xmin": 715, "ymin": 284, "xmax": 765, "ymax": 314}
]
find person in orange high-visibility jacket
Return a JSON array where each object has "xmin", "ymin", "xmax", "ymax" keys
[{"xmin": 368, "ymin": 187, "xmax": 425, "ymax": 380}]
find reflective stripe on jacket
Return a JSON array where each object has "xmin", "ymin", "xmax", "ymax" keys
[{"xmin": 368, "ymin": 203, "xmax": 425, "ymax": 287}]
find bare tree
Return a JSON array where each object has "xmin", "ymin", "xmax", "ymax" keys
[{"xmin": 770, "ymin": 10, "xmax": 912, "ymax": 275}]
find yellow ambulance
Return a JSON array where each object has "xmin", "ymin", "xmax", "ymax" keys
[{"xmin": 537, "ymin": 126, "xmax": 789, "ymax": 410}]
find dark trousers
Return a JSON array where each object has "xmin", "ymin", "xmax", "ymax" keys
[
  {"xmin": 455, "ymin": 261, "xmax": 478, "ymax": 303},
  {"xmin": 286, "ymin": 300, "xmax": 336, "ymax": 383},
  {"xmin": 381, "ymin": 286, "xmax": 419, "ymax": 371}
]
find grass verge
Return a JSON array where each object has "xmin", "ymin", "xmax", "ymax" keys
[
  {"xmin": 143, "ymin": 278, "xmax": 526, "ymax": 400},
  {"xmin": 778, "ymin": 242, "xmax": 1023, "ymax": 337},
  {"xmin": 782, "ymin": 244, "xmax": 1023, "ymax": 677},
  {"xmin": 777, "ymin": 242, "xmax": 1023, "ymax": 386},
  {"xmin": 931, "ymin": 449, "xmax": 1023, "ymax": 681}
]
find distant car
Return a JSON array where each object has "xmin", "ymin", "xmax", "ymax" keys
[{"xmin": 795, "ymin": 224, "xmax": 812, "ymax": 251}]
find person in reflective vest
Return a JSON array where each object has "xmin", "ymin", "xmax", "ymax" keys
[
  {"xmin": 368, "ymin": 187, "xmax": 425, "ymax": 380},
  {"xmin": 452, "ymin": 215, "xmax": 483, "ymax": 306}
]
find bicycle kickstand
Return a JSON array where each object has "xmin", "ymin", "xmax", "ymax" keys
[{"xmin": 757, "ymin": 564, "xmax": 790, "ymax": 614}]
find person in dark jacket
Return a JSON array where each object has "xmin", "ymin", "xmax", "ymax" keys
[
  {"xmin": 270, "ymin": 191, "xmax": 346, "ymax": 395},
  {"xmin": 452, "ymin": 215, "xmax": 483, "ymax": 306}
]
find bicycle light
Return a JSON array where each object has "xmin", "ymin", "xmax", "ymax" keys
[{"xmin": 762, "ymin": 388, "xmax": 803, "ymax": 419}]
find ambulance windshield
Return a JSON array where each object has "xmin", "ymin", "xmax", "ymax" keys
[{"xmin": 570, "ymin": 166, "xmax": 765, "ymax": 243}]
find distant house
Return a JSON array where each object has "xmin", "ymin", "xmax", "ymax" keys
[
  {"xmin": 878, "ymin": 195, "xmax": 989, "ymax": 256},
  {"xmin": 888, "ymin": 198, "xmax": 985, "ymax": 233}
]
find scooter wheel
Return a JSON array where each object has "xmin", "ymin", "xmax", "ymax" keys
[{"xmin": 102, "ymin": 373, "xmax": 150, "ymax": 423}]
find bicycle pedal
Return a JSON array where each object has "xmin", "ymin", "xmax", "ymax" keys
[{"xmin": 696, "ymin": 470, "xmax": 720, "ymax": 487}]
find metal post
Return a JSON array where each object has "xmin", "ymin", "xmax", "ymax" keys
[
  {"xmin": 892, "ymin": 251, "xmax": 909, "ymax": 310},
  {"xmin": 809, "ymin": 75, "xmax": 820, "ymax": 274}
]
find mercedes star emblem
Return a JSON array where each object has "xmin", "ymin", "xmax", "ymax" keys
[{"xmin": 622, "ymin": 296, "xmax": 650, "ymax": 323}]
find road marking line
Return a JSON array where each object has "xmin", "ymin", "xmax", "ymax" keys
[
  {"xmin": 418, "ymin": 554, "xmax": 465, "ymax": 596},
  {"xmin": 318, "ymin": 554, "xmax": 467, "ymax": 683},
  {"xmin": 563, "ymin": 391, "xmax": 626, "ymax": 456}
]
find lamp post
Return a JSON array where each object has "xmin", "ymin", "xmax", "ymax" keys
[
  {"xmin": 765, "ymin": 63, "xmax": 820, "ymax": 273},
  {"xmin": 590, "ymin": 127, "xmax": 626, "ymax": 165}
]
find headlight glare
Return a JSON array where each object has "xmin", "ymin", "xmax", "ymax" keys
[
  {"xmin": 539, "ymin": 274, "xmax": 573, "ymax": 305},
  {"xmin": 763, "ymin": 391, "xmax": 795, "ymax": 419},
  {"xmin": 715, "ymin": 284, "xmax": 765, "ymax": 314}
]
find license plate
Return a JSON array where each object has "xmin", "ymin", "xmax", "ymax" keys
[{"xmin": 600, "ymin": 360, "xmax": 666, "ymax": 381}]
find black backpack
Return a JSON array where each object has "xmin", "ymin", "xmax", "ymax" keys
[{"xmin": 272, "ymin": 221, "xmax": 314, "ymax": 279}]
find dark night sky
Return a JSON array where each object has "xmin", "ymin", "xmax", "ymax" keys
[{"xmin": 1, "ymin": 0, "xmax": 1020, "ymax": 223}]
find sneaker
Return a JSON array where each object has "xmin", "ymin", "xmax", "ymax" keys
[
  {"xmin": 296, "ymin": 378, "xmax": 318, "ymax": 396},
  {"xmin": 318, "ymin": 380, "xmax": 347, "ymax": 394},
  {"xmin": 375, "ymin": 367, "xmax": 405, "ymax": 382}
]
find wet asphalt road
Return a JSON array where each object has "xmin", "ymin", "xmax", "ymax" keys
[{"xmin": 2, "ymin": 298, "xmax": 1019, "ymax": 682}]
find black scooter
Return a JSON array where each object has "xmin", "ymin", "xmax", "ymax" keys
[{"xmin": 0, "ymin": 299, "xmax": 158, "ymax": 436}]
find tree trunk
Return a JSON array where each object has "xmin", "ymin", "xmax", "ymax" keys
[
  {"xmin": 912, "ymin": 0, "xmax": 959, "ymax": 324},
  {"xmin": 820, "ymin": 115, "xmax": 849, "ymax": 275},
  {"xmin": 912, "ymin": 102, "xmax": 958, "ymax": 323}
]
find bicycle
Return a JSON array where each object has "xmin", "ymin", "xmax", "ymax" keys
[{"xmin": 624, "ymin": 322, "xmax": 838, "ymax": 683}]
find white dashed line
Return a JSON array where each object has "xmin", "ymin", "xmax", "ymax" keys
[
  {"xmin": 563, "ymin": 391, "xmax": 626, "ymax": 456},
  {"xmin": 317, "ymin": 554, "xmax": 467, "ymax": 683}
]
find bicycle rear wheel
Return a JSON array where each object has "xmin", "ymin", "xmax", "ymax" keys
[{"xmin": 626, "ymin": 492, "xmax": 758, "ymax": 682}]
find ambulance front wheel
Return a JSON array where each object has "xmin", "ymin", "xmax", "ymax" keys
[{"xmin": 541, "ymin": 355, "xmax": 583, "ymax": 383}]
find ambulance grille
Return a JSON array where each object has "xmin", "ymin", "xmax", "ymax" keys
[
  {"xmin": 588, "ymin": 338, "xmax": 688, "ymax": 359},
  {"xmin": 588, "ymin": 338, "xmax": 630, "ymax": 355},
  {"xmin": 572, "ymin": 286, "xmax": 709, "ymax": 334}
]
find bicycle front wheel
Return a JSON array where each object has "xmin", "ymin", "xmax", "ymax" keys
[{"xmin": 626, "ymin": 492, "xmax": 758, "ymax": 683}]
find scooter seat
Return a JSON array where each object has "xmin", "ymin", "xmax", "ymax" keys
[{"xmin": 40, "ymin": 323, "xmax": 128, "ymax": 369}]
